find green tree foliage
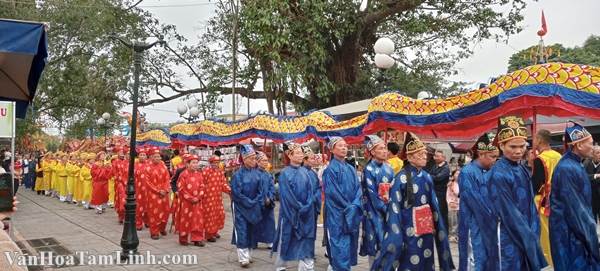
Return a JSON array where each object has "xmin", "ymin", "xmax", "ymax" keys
[
  {"xmin": 232, "ymin": 0, "xmax": 527, "ymax": 110},
  {"xmin": 0, "ymin": 0, "xmax": 148, "ymax": 138},
  {"xmin": 508, "ymin": 35, "xmax": 600, "ymax": 72},
  {"xmin": 127, "ymin": 0, "xmax": 530, "ymax": 114}
]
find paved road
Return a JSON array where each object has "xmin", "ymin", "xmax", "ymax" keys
[{"xmin": 10, "ymin": 189, "xmax": 458, "ymax": 270}]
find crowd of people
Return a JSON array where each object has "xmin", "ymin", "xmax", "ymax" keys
[
  {"xmin": 11, "ymin": 146, "xmax": 231, "ymax": 247},
  {"xmin": 228, "ymin": 115, "xmax": 600, "ymax": 271},
  {"xmin": 4, "ymin": 114, "xmax": 600, "ymax": 271}
]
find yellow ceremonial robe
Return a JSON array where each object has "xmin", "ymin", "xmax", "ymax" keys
[
  {"xmin": 387, "ymin": 156, "xmax": 404, "ymax": 175},
  {"xmin": 34, "ymin": 162, "xmax": 44, "ymax": 191},
  {"xmin": 66, "ymin": 163, "xmax": 81, "ymax": 201},
  {"xmin": 535, "ymin": 149, "xmax": 562, "ymax": 267},
  {"xmin": 80, "ymin": 164, "xmax": 93, "ymax": 203},
  {"xmin": 52, "ymin": 162, "xmax": 68, "ymax": 197},
  {"xmin": 46, "ymin": 160, "xmax": 57, "ymax": 192}
]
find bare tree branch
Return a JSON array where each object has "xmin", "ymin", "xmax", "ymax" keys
[
  {"xmin": 125, "ymin": 0, "xmax": 144, "ymax": 11},
  {"xmin": 118, "ymin": 86, "xmax": 311, "ymax": 107},
  {"xmin": 364, "ymin": 0, "xmax": 425, "ymax": 26}
]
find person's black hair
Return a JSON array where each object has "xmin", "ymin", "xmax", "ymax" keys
[
  {"xmin": 173, "ymin": 149, "xmax": 180, "ymax": 155},
  {"xmin": 450, "ymin": 169, "xmax": 460, "ymax": 180},
  {"xmin": 387, "ymin": 142, "xmax": 400, "ymax": 155},
  {"xmin": 214, "ymin": 150, "xmax": 222, "ymax": 157}
]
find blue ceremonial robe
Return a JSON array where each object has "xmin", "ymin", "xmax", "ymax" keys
[
  {"xmin": 371, "ymin": 164, "xmax": 454, "ymax": 271},
  {"xmin": 549, "ymin": 150, "xmax": 600, "ymax": 271},
  {"xmin": 231, "ymin": 166, "xmax": 265, "ymax": 249},
  {"xmin": 487, "ymin": 157, "xmax": 547, "ymax": 270},
  {"xmin": 305, "ymin": 165, "xmax": 323, "ymax": 235},
  {"xmin": 255, "ymin": 168, "xmax": 276, "ymax": 244},
  {"xmin": 323, "ymin": 158, "xmax": 363, "ymax": 271},
  {"xmin": 359, "ymin": 159, "xmax": 394, "ymax": 257},
  {"xmin": 272, "ymin": 165, "xmax": 318, "ymax": 261},
  {"xmin": 458, "ymin": 161, "xmax": 499, "ymax": 271}
]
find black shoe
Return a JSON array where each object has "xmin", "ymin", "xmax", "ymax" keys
[
  {"xmin": 160, "ymin": 230, "xmax": 167, "ymax": 236},
  {"xmin": 207, "ymin": 238, "xmax": 217, "ymax": 243},
  {"xmin": 151, "ymin": 235, "xmax": 159, "ymax": 240},
  {"xmin": 193, "ymin": 241, "xmax": 205, "ymax": 247},
  {"xmin": 215, "ymin": 233, "xmax": 221, "ymax": 239}
]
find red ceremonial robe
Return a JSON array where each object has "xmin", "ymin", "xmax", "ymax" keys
[
  {"xmin": 146, "ymin": 161, "xmax": 171, "ymax": 237},
  {"xmin": 135, "ymin": 160, "xmax": 150, "ymax": 229},
  {"xmin": 177, "ymin": 169, "xmax": 206, "ymax": 243},
  {"xmin": 90, "ymin": 162, "xmax": 111, "ymax": 206},
  {"xmin": 113, "ymin": 159, "xmax": 128, "ymax": 222},
  {"xmin": 202, "ymin": 166, "xmax": 231, "ymax": 239}
]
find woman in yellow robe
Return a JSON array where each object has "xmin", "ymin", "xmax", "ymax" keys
[
  {"xmin": 34, "ymin": 155, "xmax": 45, "ymax": 193},
  {"xmin": 66, "ymin": 154, "xmax": 81, "ymax": 203},
  {"xmin": 80, "ymin": 153, "xmax": 94, "ymax": 209},
  {"xmin": 42, "ymin": 154, "xmax": 55, "ymax": 196},
  {"xmin": 72, "ymin": 154, "xmax": 85, "ymax": 204},
  {"xmin": 52, "ymin": 154, "xmax": 68, "ymax": 201}
]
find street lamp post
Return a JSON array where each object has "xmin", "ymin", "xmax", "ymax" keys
[
  {"xmin": 112, "ymin": 36, "xmax": 164, "ymax": 261},
  {"xmin": 177, "ymin": 99, "xmax": 201, "ymax": 123},
  {"xmin": 97, "ymin": 112, "xmax": 111, "ymax": 146},
  {"xmin": 374, "ymin": 37, "xmax": 396, "ymax": 87}
]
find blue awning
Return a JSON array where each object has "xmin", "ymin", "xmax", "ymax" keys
[{"xmin": 0, "ymin": 19, "xmax": 48, "ymax": 118}]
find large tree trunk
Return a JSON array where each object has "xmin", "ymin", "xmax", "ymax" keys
[
  {"xmin": 326, "ymin": 34, "xmax": 362, "ymax": 106},
  {"xmin": 259, "ymin": 58, "xmax": 275, "ymax": 114}
]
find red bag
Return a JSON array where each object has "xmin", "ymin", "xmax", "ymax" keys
[
  {"xmin": 378, "ymin": 182, "xmax": 391, "ymax": 203},
  {"xmin": 413, "ymin": 204, "xmax": 434, "ymax": 236}
]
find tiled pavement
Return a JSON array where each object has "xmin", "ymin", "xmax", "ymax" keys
[{"xmin": 10, "ymin": 189, "xmax": 459, "ymax": 270}]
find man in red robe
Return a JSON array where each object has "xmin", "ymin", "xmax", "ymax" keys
[
  {"xmin": 172, "ymin": 153, "xmax": 191, "ymax": 234},
  {"xmin": 112, "ymin": 146, "xmax": 128, "ymax": 224},
  {"xmin": 135, "ymin": 147, "xmax": 150, "ymax": 231},
  {"xmin": 177, "ymin": 154, "xmax": 206, "ymax": 246},
  {"xmin": 146, "ymin": 146, "xmax": 171, "ymax": 239},
  {"xmin": 203, "ymin": 154, "xmax": 231, "ymax": 242},
  {"xmin": 90, "ymin": 152, "xmax": 111, "ymax": 214}
]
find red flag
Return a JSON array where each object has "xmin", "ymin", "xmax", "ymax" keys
[{"xmin": 537, "ymin": 11, "xmax": 547, "ymax": 37}]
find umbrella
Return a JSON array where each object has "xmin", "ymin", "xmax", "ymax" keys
[{"xmin": 0, "ymin": 19, "xmax": 48, "ymax": 118}]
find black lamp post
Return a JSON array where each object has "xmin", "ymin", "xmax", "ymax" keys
[
  {"xmin": 112, "ymin": 36, "xmax": 164, "ymax": 261},
  {"xmin": 97, "ymin": 112, "xmax": 111, "ymax": 147}
]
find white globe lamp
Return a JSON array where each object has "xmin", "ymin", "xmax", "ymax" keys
[
  {"xmin": 189, "ymin": 107, "xmax": 200, "ymax": 118},
  {"xmin": 374, "ymin": 37, "xmax": 395, "ymax": 55},
  {"xmin": 177, "ymin": 103, "xmax": 188, "ymax": 115},
  {"xmin": 374, "ymin": 54, "xmax": 395, "ymax": 69}
]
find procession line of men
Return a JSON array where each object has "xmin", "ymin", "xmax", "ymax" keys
[
  {"xmin": 230, "ymin": 115, "xmax": 599, "ymax": 271},
  {"xmin": 33, "ymin": 145, "xmax": 231, "ymax": 246},
  {"xmin": 456, "ymin": 116, "xmax": 600, "ymax": 271},
  {"xmin": 30, "ymin": 114, "xmax": 600, "ymax": 271}
]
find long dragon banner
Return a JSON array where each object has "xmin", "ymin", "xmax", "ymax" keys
[
  {"xmin": 163, "ymin": 62, "xmax": 600, "ymax": 146},
  {"xmin": 136, "ymin": 129, "xmax": 171, "ymax": 147}
]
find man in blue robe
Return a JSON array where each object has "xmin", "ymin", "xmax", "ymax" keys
[
  {"xmin": 549, "ymin": 122, "xmax": 600, "ymax": 271},
  {"xmin": 302, "ymin": 145, "xmax": 323, "ymax": 233},
  {"xmin": 323, "ymin": 136, "xmax": 362, "ymax": 271},
  {"xmin": 487, "ymin": 116, "xmax": 547, "ymax": 270},
  {"xmin": 230, "ymin": 144, "xmax": 265, "ymax": 268},
  {"xmin": 458, "ymin": 132, "xmax": 500, "ymax": 271},
  {"xmin": 273, "ymin": 142, "xmax": 319, "ymax": 271},
  {"xmin": 359, "ymin": 135, "xmax": 394, "ymax": 266},
  {"xmin": 371, "ymin": 133, "xmax": 454, "ymax": 271},
  {"xmin": 255, "ymin": 151, "xmax": 276, "ymax": 249}
]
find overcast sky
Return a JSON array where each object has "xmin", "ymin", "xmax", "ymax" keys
[{"xmin": 136, "ymin": 0, "xmax": 600, "ymax": 124}]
